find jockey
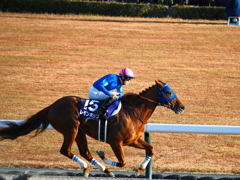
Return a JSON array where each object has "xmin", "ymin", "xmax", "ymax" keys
[{"xmin": 88, "ymin": 68, "xmax": 135, "ymax": 119}]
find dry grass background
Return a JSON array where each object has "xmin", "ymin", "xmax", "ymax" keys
[{"xmin": 0, "ymin": 12, "xmax": 239, "ymax": 175}]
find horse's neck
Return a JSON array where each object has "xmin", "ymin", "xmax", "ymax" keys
[
  {"xmin": 138, "ymin": 101, "xmax": 158, "ymax": 123},
  {"xmin": 139, "ymin": 84, "xmax": 158, "ymax": 102},
  {"xmin": 126, "ymin": 96, "xmax": 158, "ymax": 125},
  {"xmin": 136, "ymin": 84, "xmax": 159, "ymax": 123}
]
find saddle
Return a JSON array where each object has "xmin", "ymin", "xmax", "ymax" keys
[
  {"xmin": 79, "ymin": 99, "xmax": 122, "ymax": 142},
  {"xmin": 79, "ymin": 99, "xmax": 121, "ymax": 120}
]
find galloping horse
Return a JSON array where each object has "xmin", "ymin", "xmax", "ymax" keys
[{"xmin": 0, "ymin": 80, "xmax": 184, "ymax": 177}]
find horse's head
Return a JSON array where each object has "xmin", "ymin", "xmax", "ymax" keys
[{"xmin": 155, "ymin": 80, "xmax": 185, "ymax": 114}]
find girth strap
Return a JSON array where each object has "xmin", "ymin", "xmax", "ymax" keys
[{"xmin": 98, "ymin": 118, "xmax": 107, "ymax": 142}]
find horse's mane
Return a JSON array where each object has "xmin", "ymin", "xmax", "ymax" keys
[
  {"xmin": 121, "ymin": 84, "xmax": 156, "ymax": 102},
  {"xmin": 139, "ymin": 84, "xmax": 156, "ymax": 96},
  {"xmin": 121, "ymin": 93, "xmax": 138, "ymax": 102}
]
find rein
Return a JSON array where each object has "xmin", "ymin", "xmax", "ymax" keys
[
  {"xmin": 139, "ymin": 95, "xmax": 170, "ymax": 108},
  {"xmin": 139, "ymin": 95, "xmax": 161, "ymax": 105},
  {"xmin": 128, "ymin": 94, "xmax": 169, "ymax": 125},
  {"xmin": 127, "ymin": 84, "xmax": 174, "ymax": 124}
]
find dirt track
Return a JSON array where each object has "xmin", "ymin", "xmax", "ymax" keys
[{"xmin": 0, "ymin": 167, "xmax": 239, "ymax": 180}]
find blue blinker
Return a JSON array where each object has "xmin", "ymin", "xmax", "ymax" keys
[{"xmin": 158, "ymin": 82, "xmax": 177, "ymax": 105}]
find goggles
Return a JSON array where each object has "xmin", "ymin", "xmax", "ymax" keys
[{"xmin": 125, "ymin": 77, "xmax": 133, "ymax": 81}]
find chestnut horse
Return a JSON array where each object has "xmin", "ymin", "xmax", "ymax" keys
[{"xmin": 0, "ymin": 80, "xmax": 184, "ymax": 177}]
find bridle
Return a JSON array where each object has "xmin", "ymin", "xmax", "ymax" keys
[
  {"xmin": 139, "ymin": 83, "xmax": 178, "ymax": 109},
  {"xmin": 129, "ymin": 83, "xmax": 178, "ymax": 124}
]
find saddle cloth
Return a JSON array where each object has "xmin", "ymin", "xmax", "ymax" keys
[{"xmin": 79, "ymin": 99, "xmax": 121, "ymax": 120}]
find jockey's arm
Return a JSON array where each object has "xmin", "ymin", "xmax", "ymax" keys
[
  {"xmin": 93, "ymin": 74, "xmax": 124, "ymax": 99},
  {"xmin": 93, "ymin": 75, "xmax": 113, "ymax": 96}
]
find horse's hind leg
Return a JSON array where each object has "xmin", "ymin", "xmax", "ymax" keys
[
  {"xmin": 54, "ymin": 123, "xmax": 89, "ymax": 177},
  {"xmin": 75, "ymin": 129, "xmax": 115, "ymax": 177},
  {"xmin": 97, "ymin": 142, "xmax": 126, "ymax": 168}
]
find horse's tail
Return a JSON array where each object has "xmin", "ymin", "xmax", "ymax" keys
[{"xmin": 0, "ymin": 106, "xmax": 50, "ymax": 141}]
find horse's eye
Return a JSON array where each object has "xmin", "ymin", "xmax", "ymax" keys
[{"xmin": 166, "ymin": 90, "xmax": 172, "ymax": 98}]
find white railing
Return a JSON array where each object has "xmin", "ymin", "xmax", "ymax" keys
[
  {"xmin": 143, "ymin": 123, "xmax": 240, "ymax": 178},
  {"xmin": 145, "ymin": 123, "xmax": 240, "ymax": 135},
  {"xmin": 1, "ymin": 120, "xmax": 240, "ymax": 135}
]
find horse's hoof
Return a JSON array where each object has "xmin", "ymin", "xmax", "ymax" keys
[
  {"xmin": 134, "ymin": 172, "xmax": 139, "ymax": 177},
  {"xmin": 134, "ymin": 169, "xmax": 140, "ymax": 177},
  {"xmin": 83, "ymin": 173, "xmax": 89, "ymax": 178},
  {"xmin": 108, "ymin": 172, "xmax": 115, "ymax": 177},
  {"xmin": 104, "ymin": 168, "xmax": 114, "ymax": 177},
  {"xmin": 96, "ymin": 150, "xmax": 105, "ymax": 157},
  {"xmin": 83, "ymin": 168, "xmax": 89, "ymax": 178}
]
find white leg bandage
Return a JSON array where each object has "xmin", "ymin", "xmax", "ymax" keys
[
  {"xmin": 103, "ymin": 158, "xmax": 117, "ymax": 166},
  {"xmin": 91, "ymin": 159, "xmax": 106, "ymax": 172},
  {"xmin": 140, "ymin": 156, "xmax": 151, "ymax": 169},
  {"xmin": 72, "ymin": 155, "xmax": 88, "ymax": 169}
]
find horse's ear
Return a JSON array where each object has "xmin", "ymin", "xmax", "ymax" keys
[
  {"xmin": 158, "ymin": 79, "xmax": 165, "ymax": 83},
  {"xmin": 155, "ymin": 79, "xmax": 161, "ymax": 84},
  {"xmin": 156, "ymin": 79, "xmax": 165, "ymax": 88}
]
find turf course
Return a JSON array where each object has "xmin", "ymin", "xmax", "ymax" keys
[{"xmin": 0, "ymin": 12, "xmax": 239, "ymax": 174}]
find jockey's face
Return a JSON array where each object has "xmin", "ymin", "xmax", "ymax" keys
[{"xmin": 121, "ymin": 76, "xmax": 132, "ymax": 85}]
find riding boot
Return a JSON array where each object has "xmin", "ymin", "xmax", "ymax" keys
[{"xmin": 94, "ymin": 97, "xmax": 115, "ymax": 120}]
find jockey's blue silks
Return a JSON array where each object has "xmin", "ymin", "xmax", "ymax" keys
[{"xmin": 158, "ymin": 82, "xmax": 177, "ymax": 106}]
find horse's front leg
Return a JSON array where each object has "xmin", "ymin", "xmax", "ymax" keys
[
  {"xmin": 97, "ymin": 141, "xmax": 126, "ymax": 168},
  {"xmin": 130, "ymin": 138, "xmax": 154, "ymax": 177}
]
